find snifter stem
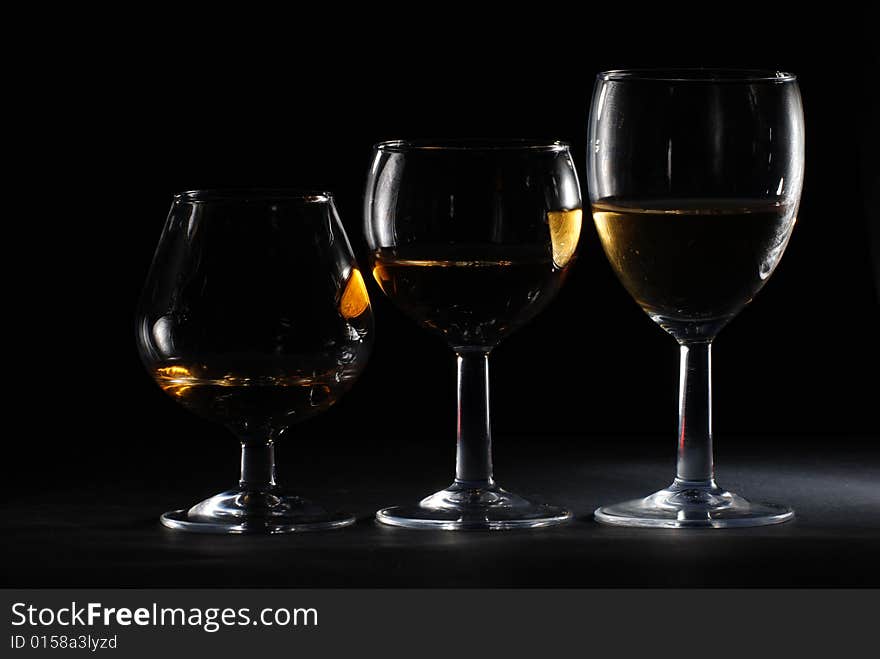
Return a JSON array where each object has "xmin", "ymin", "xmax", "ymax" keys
[
  {"xmin": 675, "ymin": 341, "xmax": 715, "ymax": 484},
  {"xmin": 239, "ymin": 440, "xmax": 278, "ymax": 491},
  {"xmin": 454, "ymin": 350, "xmax": 494, "ymax": 486}
]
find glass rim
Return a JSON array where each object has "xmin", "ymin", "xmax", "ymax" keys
[
  {"xmin": 174, "ymin": 188, "xmax": 334, "ymax": 203},
  {"xmin": 597, "ymin": 68, "xmax": 797, "ymax": 83},
  {"xmin": 374, "ymin": 138, "xmax": 571, "ymax": 153}
]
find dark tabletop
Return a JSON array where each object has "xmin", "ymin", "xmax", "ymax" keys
[{"xmin": 3, "ymin": 436, "xmax": 878, "ymax": 588}]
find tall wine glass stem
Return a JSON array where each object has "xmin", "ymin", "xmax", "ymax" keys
[
  {"xmin": 239, "ymin": 438, "xmax": 278, "ymax": 492},
  {"xmin": 454, "ymin": 350, "xmax": 494, "ymax": 487},
  {"xmin": 675, "ymin": 341, "xmax": 715, "ymax": 485},
  {"xmin": 595, "ymin": 336, "xmax": 793, "ymax": 527}
]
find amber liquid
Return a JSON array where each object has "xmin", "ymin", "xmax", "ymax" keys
[
  {"xmin": 373, "ymin": 245, "xmax": 571, "ymax": 348},
  {"xmin": 593, "ymin": 198, "xmax": 796, "ymax": 325},
  {"xmin": 153, "ymin": 365, "xmax": 352, "ymax": 435}
]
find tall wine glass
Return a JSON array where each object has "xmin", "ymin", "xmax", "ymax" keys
[
  {"xmin": 365, "ymin": 139, "xmax": 582, "ymax": 529},
  {"xmin": 136, "ymin": 190, "xmax": 373, "ymax": 533},
  {"xmin": 587, "ymin": 70, "xmax": 804, "ymax": 527}
]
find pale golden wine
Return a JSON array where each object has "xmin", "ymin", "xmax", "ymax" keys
[{"xmin": 593, "ymin": 198, "xmax": 796, "ymax": 323}]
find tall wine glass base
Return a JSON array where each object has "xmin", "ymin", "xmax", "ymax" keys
[
  {"xmin": 594, "ymin": 479, "xmax": 794, "ymax": 528},
  {"xmin": 160, "ymin": 488, "xmax": 356, "ymax": 534},
  {"xmin": 376, "ymin": 481, "xmax": 572, "ymax": 530}
]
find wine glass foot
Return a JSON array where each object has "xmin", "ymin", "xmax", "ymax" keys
[
  {"xmin": 160, "ymin": 488, "xmax": 356, "ymax": 534},
  {"xmin": 376, "ymin": 481, "xmax": 572, "ymax": 530},
  {"xmin": 594, "ymin": 480, "xmax": 794, "ymax": 528}
]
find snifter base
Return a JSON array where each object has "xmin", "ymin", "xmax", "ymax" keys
[
  {"xmin": 376, "ymin": 481, "xmax": 572, "ymax": 530},
  {"xmin": 160, "ymin": 488, "xmax": 356, "ymax": 534},
  {"xmin": 594, "ymin": 480, "xmax": 794, "ymax": 529}
]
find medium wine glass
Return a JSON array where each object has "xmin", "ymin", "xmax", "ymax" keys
[
  {"xmin": 365, "ymin": 139, "xmax": 582, "ymax": 529},
  {"xmin": 136, "ymin": 190, "xmax": 373, "ymax": 533},
  {"xmin": 587, "ymin": 70, "xmax": 804, "ymax": 527}
]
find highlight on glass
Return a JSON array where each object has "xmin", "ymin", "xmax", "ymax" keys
[
  {"xmin": 136, "ymin": 190, "xmax": 373, "ymax": 533},
  {"xmin": 587, "ymin": 70, "xmax": 804, "ymax": 527},
  {"xmin": 365, "ymin": 139, "xmax": 582, "ymax": 529}
]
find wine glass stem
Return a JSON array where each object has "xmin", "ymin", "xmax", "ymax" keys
[
  {"xmin": 240, "ymin": 440, "xmax": 278, "ymax": 491},
  {"xmin": 675, "ymin": 341, "xmax": 715, "ymax": 485},
  {"xmin": 454, "ymin": 349, "xmax": 494, "ymax": 487}
]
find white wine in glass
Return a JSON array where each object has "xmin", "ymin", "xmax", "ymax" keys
[{"xmin": 588, "ymin": 70, "xmax": 804, "ymax": 528}]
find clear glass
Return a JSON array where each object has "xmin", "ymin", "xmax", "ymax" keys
[
  {"xmin": 136, "ymin": 190, "xmax": 373, "ymax": 533},
  {"xmin": 587, "ymin": 70, "xmax": 804, "ymax": 527},
  {"xmin": 365, "ymin": 139, "xmax": 582, "ymax": 529}
]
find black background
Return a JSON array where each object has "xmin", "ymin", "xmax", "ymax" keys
[{"xmin": 7, "ymin": 10, "xmax": 879, "ymax": 586}]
